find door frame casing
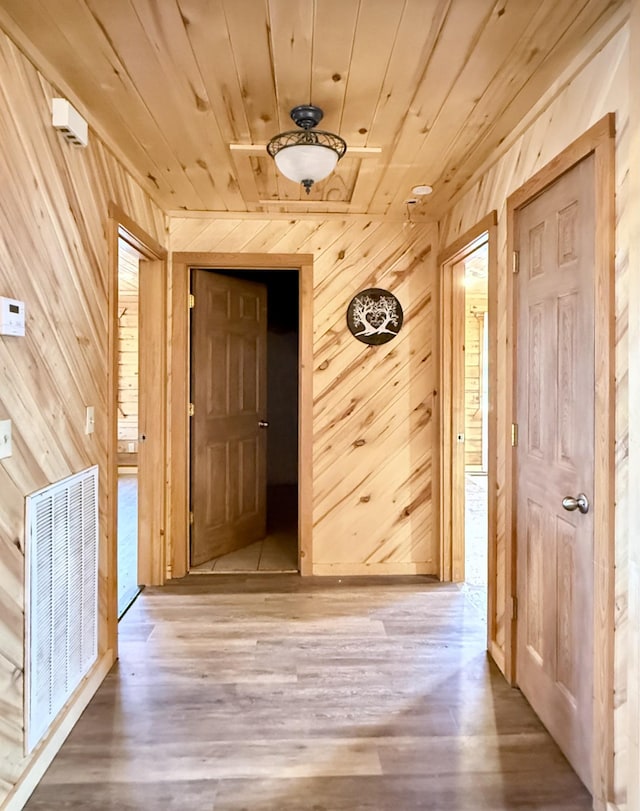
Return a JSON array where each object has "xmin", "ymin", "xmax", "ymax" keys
[
  {"xmin": 506, "ymin": 114, "xmax": 615, "ymax": 806},
  {"xmin": 438, "ymin": 212, "xmax": 499, "ymax": 661},
  {"xmin": 107, "ymin": 203, "xmax": 168, "ymax": 655},
  {"xmin": 170, "ymin": 252, "xmax": 314, "ymax": 578}
]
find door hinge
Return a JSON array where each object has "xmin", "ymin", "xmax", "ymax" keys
[
  {"xmin": 512, "ymin": 250, "xmax": 520, "ymax": 274},
  {"xmin": 189, "ymin": 510, "xmax": 194, "ymax": 525},
  {"xmin": 511, "ymin": 422, "xmax": 519, "ymax": 446},
  {"xmin": 188, "ymin": 402, "xmax": 195, "ymax": 417},
  {"xmin": 511, "ymin": 596, "xmax": 518, "ymax": 621},
  {"xmin": 189, "ymin": 294, "xmax": 195, "ymax": 309}
]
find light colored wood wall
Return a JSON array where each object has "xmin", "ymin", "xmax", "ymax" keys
[
  {"xmin": 117, "ymin": 247, "xmax": 139, "ymax": 455},
  {"xmin": 170, "ymin": 215, "xmax": 438, "ymax": 576},
  {"xmin": 464, "ymin": 279, "xmax": 488, "ymax": 471},
  {"xmin": 0, "ymin": 29, "xmax": 166, "ymax": 808},
  {"xmin": 117, "ymin": 295, "xmax": 138, "ymax": 452},
  {"xmin": 438, "ymin": 23, "xmax": 629, "ymax": 808}
]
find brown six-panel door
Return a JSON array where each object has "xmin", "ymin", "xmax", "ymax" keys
[
  {"xmin": 190, "ymin": 270, "xmax": 267, "ymax": 567},
  {"xmin": 515, "ymin": 155, "xmax": 595, "ymax": 791}
]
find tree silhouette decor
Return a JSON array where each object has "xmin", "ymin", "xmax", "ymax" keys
[{"xmin": 346, "ymin": 288, "xmax": 404, "ymax": 345}]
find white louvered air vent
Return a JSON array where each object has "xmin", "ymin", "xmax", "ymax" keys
[{"xmin": 25, "ymin": 466, "xmax": 99, "ymax": 753}]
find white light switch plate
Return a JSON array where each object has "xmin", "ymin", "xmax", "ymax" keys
[
  {"xmin": 85, "ymin": 406, "xmax": 95, "ymax": 435},
  {"xmin": 0, "ymin": 419, "xmax": 12, "ymax": 459}
]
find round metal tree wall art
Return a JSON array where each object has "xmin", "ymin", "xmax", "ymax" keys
[{"xmin": 346, "ymin": 288, "xmax": 404, "ymax": 345}]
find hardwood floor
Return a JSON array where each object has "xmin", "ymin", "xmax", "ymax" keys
[{"xmin": 24, "ymin": 576, "xmax": 591, "ymax": 810}]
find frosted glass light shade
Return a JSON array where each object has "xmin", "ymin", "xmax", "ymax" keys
[
  {"xmin": 266, "ymin": 107, "xmax": 347, "ymax": 193},
  {"xmin": 274, "ymin": 144, "xmax": 339, "ymax": 184}
]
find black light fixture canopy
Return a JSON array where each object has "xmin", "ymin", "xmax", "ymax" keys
[
  {"xmin": 267, "ymin": 105, "xmax": 347, "ymax": 194},
  {"xmin": 288, "ymin": 104, "xmax": 324, "ymax": 129}
]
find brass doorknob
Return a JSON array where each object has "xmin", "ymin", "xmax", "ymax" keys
[{"xmin": 258, "ymin": 420, "xmax": 269, "ymax": 428}]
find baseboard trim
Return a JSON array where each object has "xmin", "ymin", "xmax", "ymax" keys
[{"xmin": 2, "ymin": 650, "xmax": 115, "ymax": 811}]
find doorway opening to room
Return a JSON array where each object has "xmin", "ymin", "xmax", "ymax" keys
[
  {"xmin": 116, "ymin": 238, "xmax": 141, "ymax": 617},
  {"xmin": 108, "ymin": 206, "xmax": 167, "ymax": 653},
  {"xmin": 189, "ymin": 268, "xmax": 300, "ymax": 574},
  {"xmin": 439, "ymin": 213, "xmax": 496, "ymax": 626},
  {"xmin": 461, "ymin": 247, "xmax": 489, "ymax": 615}
]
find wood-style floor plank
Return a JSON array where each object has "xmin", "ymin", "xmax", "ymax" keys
[{"xmin": 24, "ymin": 575, "xmax": 591, "ymax": 810}]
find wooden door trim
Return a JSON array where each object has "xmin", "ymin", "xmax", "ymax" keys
[
  {"xmin": 169, "ymin": 252, "xmax": 314, "ymax": 578},
  {"xmin": 438, "ymin": 212, "xmax": 499, "ymax": 666},
  {"xmin": 107, "ymin": 208, "xmax": 167, "ymax": 657},
  {"xmin": 108, "ymin": 203, "xmax": 167, "ymax": 259},
  {"xmin": 506, "ymin": 113, "xmax": 615, "ymax": 806}
]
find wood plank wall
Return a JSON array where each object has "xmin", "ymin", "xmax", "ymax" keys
[
  {"xmin": 464, "ymin": 280, "xmax": 488, "ymax": 470},
  {"xmin": 437, "ymin": 24, "xmax": 629, "ymax": 807},
  {"xmin": 0, "ymin": 29, "xmax": 166, "ymax": 807},
  {"xmin": 170, "ymin": 216, "xmax": 438, "ymax": 576},
  {"xmin": 117, "ymin": 294, "xmax": 138, "ymax": 453},
  {"xmin": 117, "ymin": 247, "xmax": 139, "ymax": 457}
]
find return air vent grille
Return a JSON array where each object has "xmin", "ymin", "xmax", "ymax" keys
[{"xmin": 25, "ymin": 466, "xmax": 99, "ymax": 753}]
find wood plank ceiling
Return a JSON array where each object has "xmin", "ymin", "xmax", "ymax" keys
[{"xmin": 0, "ymin": 0, "xmax": 624, "ymax": 219}]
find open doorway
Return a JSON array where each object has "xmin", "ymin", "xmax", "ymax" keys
[
  {"xmin": 108, "ymin": 204, "xmax": 168, "ymax": 657},
  {"xmin": 439, "ymin": 212, "xmax": 496, "ymax": 628},
  {"xmin": 461, "ymin": 247, "xmax": 488, "ymax": 616},
  {"xmin": 189, "ymin": 268, "xmax": 299, "ymax": 574},
  {"xmin": 116, "ymin": 238, "xmax": 141, "ymax": 616}
]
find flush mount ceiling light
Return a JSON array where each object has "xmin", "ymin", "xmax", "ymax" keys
[
  {"xmin": 267, "ymin": 105, "xmax": 347, "ymax": 195},
  {"xmin": 411, "ymin": 184, "xmax": 433, "ymax": 195}
]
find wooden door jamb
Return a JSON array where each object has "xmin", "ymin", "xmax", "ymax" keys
[
  {"xmin": 438, "ymin": 212, "xmax": 498, "ymax": 662},
  {"xmin": 169, "ymin": 252, "xmax": 314, "ymax": 578},
  {"xmin": 107, "ymin": 203, "xmax": 167, "ymax": 658}
]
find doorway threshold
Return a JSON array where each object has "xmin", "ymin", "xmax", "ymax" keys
[{"xmin": 191, "ymin": 532, "xmax": 298, "ymax": 574}]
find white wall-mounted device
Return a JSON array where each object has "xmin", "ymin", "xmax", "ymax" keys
[
  {"xmin": 0, "ymin": 297, "xmax": 25, "ymax": 336},
  {"xmin": 52, "ymin": 98, "xmax": 88, "ymax": 147}
]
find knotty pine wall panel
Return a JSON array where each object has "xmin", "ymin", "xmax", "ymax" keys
[
  {"xmin": 117, "ymin": 294, "xmax": 139, "ymax": 453},
  {"xmin": 0, "ymin": 30, "xmax": 166, "ymax": 806},
  {"xmin": 438, "ymin": 24, "xmax": 629, "ymax": 805},
  {"xmin": 117, "ymin": 245, "xmax": 140, "ymax": 456},
  {"xmin": 170, "ymin": 216, "xmax": 438, "ymax": 575},
  {"xmin": 464, "ymin": 282, "xmax": 488, "ymax": 471}
]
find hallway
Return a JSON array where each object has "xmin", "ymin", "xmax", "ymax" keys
[{"xmin": 25, "ymin": 576, "xmax": 590, "ymax": 810}]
